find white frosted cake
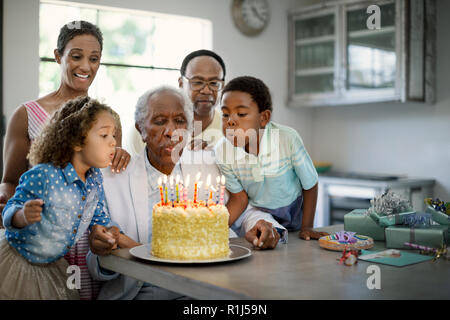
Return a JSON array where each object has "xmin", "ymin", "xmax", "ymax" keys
[{"xmin": 151, "ymin": 200, "xmax": 230, "ymax": 260}]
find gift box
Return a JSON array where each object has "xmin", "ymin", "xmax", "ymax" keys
[
  {"xmin": 385, "ymin": 225, "xmax": 449, "ymax": 249},
  {"xmin": 368, "ymin": 210, "xmax": 416, "ymax": 227},
  {"xmin": 425, "ymin": 205, "xmax": 450, "ymax": 226},
  {"xmin": 344, "ymin": 209, "xmax": 386, "ymax": 241}
]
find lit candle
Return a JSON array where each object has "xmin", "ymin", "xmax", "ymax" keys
[
  {"xmin": 194, "ymin": 172, "xmax": 201, "ymax": 203},
  {"xmin": 205, "ymin": 174, "xmax": 211, "ymax": 203},
  {"xmin": 219, "ymin": 175, "xmax": 226, "ymax": 205},
  {"xmin": 215, "ymin": 176, "xmax": 221, "ymax": 204},
  {"xmin": 163, "ymin": 175, "xmax": 168, "ymax": 205},
  {"xmin": 169, "ymin": 175, "xmax": 174, "ymax": 205},
  {"xmin": 176, "ymin": 174, "xmax": 180, "ymax": 203},
  {"xmin": 184, "ymin": 174, "xmax": 190, "ymax": 204},
  {"xmin": 209, "ymin": 186, "xmax": 215, "ymax": 202},
  {"xmin": 158, "ymin": 177, "xmax": 164, "ymax": 205}
]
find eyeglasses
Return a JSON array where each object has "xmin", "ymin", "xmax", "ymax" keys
[{"xmin": 183, "ymin": 76, "xmax": 224, "ymax": 92}]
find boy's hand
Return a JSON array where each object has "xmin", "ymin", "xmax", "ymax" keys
[
  {"xmin": 111, "ymin": 147, "xmax": 130, "ymax": 173},
  {"xmin": 12, "ymin": 199, "xmax": 44, "ymax": 228},
  {"xmin": 299, "ymin": 227, "xmax": 329, "ymax": 241},
  {"xmin": 245, "ymin": 219, "xmax": 280, "ymax": 250}
]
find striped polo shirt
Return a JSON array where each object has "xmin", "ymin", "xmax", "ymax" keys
[{"xmin": 215, "ymin": 121, "xmax": 318, "ymax": 228}]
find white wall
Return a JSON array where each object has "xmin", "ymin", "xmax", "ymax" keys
[
  {"xmin": 2, "ymin": 0, "xmax": 314, "ymax": 150},
  {"xmin": 310, "ymin": 0, "xmax": 450, "ymax": 200}
]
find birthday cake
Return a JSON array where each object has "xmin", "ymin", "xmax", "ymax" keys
[{"xmin": 151, "ymin": 200, "xmax": 230, "ymax": 260}]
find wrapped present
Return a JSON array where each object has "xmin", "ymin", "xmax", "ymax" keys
[
  {"xmin": 369, "ymin": 210, "xmax": 416, "ymax": 227},
  {"xmin": 344, "ymin": 209, "xmax": 385, "ymax": 241},
  {"xmin": 367, "ymin": 190, "xmax": 414, "ymax": 227},
  {"xmin": 424, "ymin": 198, "xmax": 450, "ymax": 226},
  {"xmin": 385, "ymin": 225, "xmax": 449, "ymax": 249}
]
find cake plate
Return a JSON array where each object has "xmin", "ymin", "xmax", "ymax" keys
[{"xmin": 129, "ymin": 244, "xmax": 252, "ymax": 264}]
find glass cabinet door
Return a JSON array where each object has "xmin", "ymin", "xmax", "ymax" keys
[
  {"xmin": 346, "ymin": 2, "xmax": 396, "ymax": 91},
  {"xmin": 294, "ymin": 13, "xmax": 336, "ymax": 95}
]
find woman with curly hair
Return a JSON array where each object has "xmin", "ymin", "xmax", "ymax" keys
[
  {"xmin": 0, "ymin": 96, "xmax": 135, "ymax": 299},
  {"xmin": 0, "ymin": 20, "xmax": 130, "ymax": 300}
]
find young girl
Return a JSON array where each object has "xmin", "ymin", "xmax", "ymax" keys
[
  {"xmin": 215, "ymin": 76, "xmax": 329, "ymax": 246},
  {"xmin": 0, "ymin": 96, "xmax": 121, "ymax": 299}
]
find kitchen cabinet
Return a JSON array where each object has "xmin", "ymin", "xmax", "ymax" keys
[
  {"xmin": 288, "ymin": 0, "xmax": 436, "ymax": 107},
  {"xmin": 313, "ymin": 172, "xmax": 435, "ymax": 227}
]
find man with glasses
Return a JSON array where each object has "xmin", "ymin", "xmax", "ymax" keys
[
  {"xmin": 178, "ymin": 49, "xmax": 226, "ymax": 150},
  {"xmin": 127, "ymin": 50, "xmax": 226, "ymax": 156}
]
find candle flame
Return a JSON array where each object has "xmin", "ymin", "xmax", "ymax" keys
[
  {"xmin": 216, "ymin": 176, "xmax": 220, "ymax": 184},
  {"xmin": 176, "ymin": 174, "xmax": 180, "ymax": 184},
  {"xmin": 169, "ymin": 175, "xmax": 174, "ymax": 186},
  {"xmin": 157, "ymin": 177, "xmax": 162, "ymax": 186},
  {"xmin": 198, "ymin": 181, "xmax": 203, "ymax": 189},
  {"xmin": 221, "ymin": 175, "xmax": 226, "ymax": 185},
  {"xmin": 185, "ymin": 174, "xmax": 190, "ymax": 187},
  {"xmin": 195, "ymin": 172, "xmax": 201, "ymax": 181},
  {"xmin": 211, "ymin": 186, "xmax": 217, "ymax": 192},
  {"xmin": 163, "ymin": 175, "xmax": 168, "ymax": 184},
  {"xmin": 206, "ymin": 174, "xmax": 211, "ymax": 188}
]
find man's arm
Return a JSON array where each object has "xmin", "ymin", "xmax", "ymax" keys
[
  {"xmin": 226, "ymin": 190, "xmax": 249, "ymax": 226},
  {"xmin": 299, "ymin": 183, "xmax": 328, "ymax": 240}
]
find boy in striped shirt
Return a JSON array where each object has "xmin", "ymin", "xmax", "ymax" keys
[{"xmin": 215, "ymin": 76, "xmax": 327, "ymax": 245}]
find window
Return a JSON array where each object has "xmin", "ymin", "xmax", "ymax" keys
[{"xmin": 39, "ymin": 0, "xmax": 212, "ymax": 146}]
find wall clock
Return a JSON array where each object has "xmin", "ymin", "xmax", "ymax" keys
[{"xmin": 231, "ymin": 0, "xmax": 270, "ymax": 37}]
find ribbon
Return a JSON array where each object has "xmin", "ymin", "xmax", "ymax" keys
[
  {"xmin": 404, "ymin": 242, "xmax": 448, "ymax": 262},
  {"xmin": 335, "ymin": 231, "xmax": 357, "ymax": 244},
  {"xmin": 338, "ymin": 246, "xmax": 360, "ymax": 266},
  {"xmin": 403, "ymin": 213, "xmax": 433, "ymax": 227}
]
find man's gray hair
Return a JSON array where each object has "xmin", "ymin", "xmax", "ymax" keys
[{"xmin": 134, "ymin": 85, "xmax": 193, "ymax": 139}]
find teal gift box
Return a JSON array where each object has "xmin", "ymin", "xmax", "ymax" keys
[
  {"xmin": 344, "ymin": 209, "xmax": 385, "ymax": 241},
  {"xmin": 368, "ymin": 210, "xmax": 416, "ymax": 227},
  {"xmin": 385, "ymin": 225, "xmax": 449, "ymax": 249}
]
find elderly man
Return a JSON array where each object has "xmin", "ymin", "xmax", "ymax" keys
[
  {"xmin": 127, "ymin": 50, "xmax": 226, "ymax": 156},
  {"xmin": 88, "ymin": 86, "xmax": 281, "ymax": 299}
]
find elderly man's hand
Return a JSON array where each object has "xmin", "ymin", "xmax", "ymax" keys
[
  {"xmin": 245, "ymin": 219, "xmax": 280, "ymax": 250},
  {"xmin": 89, "ymin": 225, "xmax": 120, "ymax": 256},
  {"xmin": 111, "ymin": 147, "xmax": 131, "ymax": 173}
]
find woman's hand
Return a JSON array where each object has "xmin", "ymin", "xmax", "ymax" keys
[
  {"xmin": 299, "ymin": 227, "xmax": 329, "ymax": 241},
  {"xmin": 111, "ymin": 147, "xmax": 131, "ymax": 173},
  {"xmin": 0, "ymin": 185, "xmax": 16, "ymax": 228}
]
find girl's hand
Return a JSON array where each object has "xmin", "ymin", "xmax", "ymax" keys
[
  {"xmin": 89, "ymin": 225, "xmax": 119, "ymax": 256},
  {"xmin": 299, "ymin": 227, "xmax": 329, "ymax": 241},
  {"xmin": 12, "ymin": 199, "xmax": 44, "ymax": 228},
  {"xmin": 111, "ymin": 147, "xmax": 130, "ymax": 173}
]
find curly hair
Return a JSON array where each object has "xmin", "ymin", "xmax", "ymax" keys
[
  {"xmin": 28, "ymin": 96, "xmax": 120, "ymax": 168},
  {"xmin": 222, "ymin": 76, "xmax": 272, "ymax": 112}
]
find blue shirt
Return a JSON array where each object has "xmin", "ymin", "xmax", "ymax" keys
[
  {"xmin": 2, "ymin": 163, "xmax": 111, "ymax": 264},
  {"xmin": 215, "ymin": 121, "xmax": 318, "ymax": 229}
]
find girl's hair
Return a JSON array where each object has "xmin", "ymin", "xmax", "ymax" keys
[
  {"xmin": 57, "ymin": 20, "xmax": 103, "ymax": 54},
  {"xmin": 28, "ymin": 96, "xmax": 120, "ymax": 167},
  {"xmin": 222, "ymin": 76, "xmax": 272, "ymax": 112}
]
